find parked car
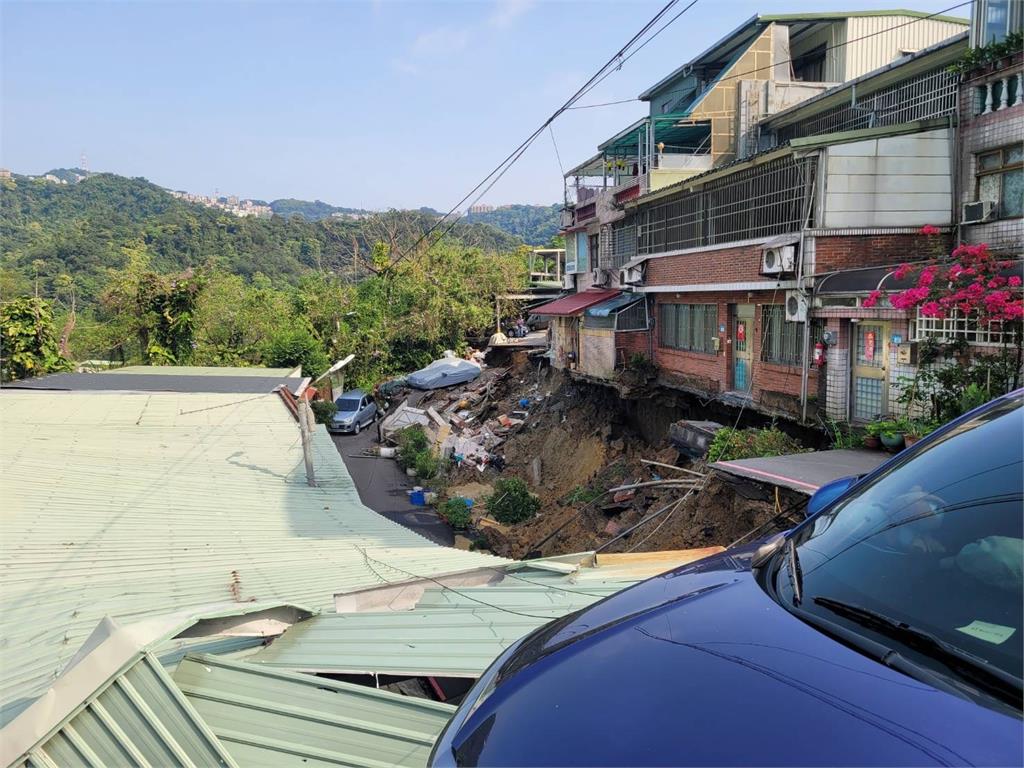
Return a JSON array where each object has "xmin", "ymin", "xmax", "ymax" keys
[
  {"xmin": 431, "ymin": 391, "xmax": 1023, "ymax": 766},
  {"xmin": 327, "ymin": 389, "xmax": 377, "ymax": 434},
  {"xmin": 407, "ymin": 356, "xmax": 481, "ymax": 390}
]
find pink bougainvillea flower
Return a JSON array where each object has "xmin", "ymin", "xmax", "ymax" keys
[
  {"xmin": 863, "ymin": 290, "xmax": 883, "ymax": 308},
  {"xmin": 1009, "ymin": 275, "xmax": 1023, "ymax": 288},
  {"xmin": 919, "ymin": 224, "xmax": 940, "ymax": 236},
  {"xmin": 919, "ymin": 301, "xmax": 944, "ymax": 318},
  {"xmin": 893, "ymin": 263, "xmax": 913, "ymax": 280}
]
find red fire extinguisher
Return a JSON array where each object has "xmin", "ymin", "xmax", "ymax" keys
[{"xmin": 813, "ymin": 341, "xmax": 826, "ymax": 367}]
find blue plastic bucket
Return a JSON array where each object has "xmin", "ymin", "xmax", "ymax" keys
[{"xmin": 410, "ymin": 490, "xmax": 426, "ymax": 506}]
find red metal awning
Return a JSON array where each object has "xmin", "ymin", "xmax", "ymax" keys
[{"xmin": 530, "ymin": 289, "xmax": 621, "ymax": 317}]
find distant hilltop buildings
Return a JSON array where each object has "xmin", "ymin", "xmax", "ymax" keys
[{"xmin": 168, "ymin": 190, "xmax": 273, "ymax": 219}]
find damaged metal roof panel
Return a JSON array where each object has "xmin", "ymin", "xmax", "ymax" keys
[
  {"xmin": 7, "ymin": 653, "xmax": 237, "ymax": 768},
  {"xmin": 247, "ymin": 609, "xmax": 561, "ymax": 678},
  {"xmin": 174, "ymin": 654, "xmax": 454, "ymax": 768},
  {"xmin": 0, "ymin": 391, "xmax": 507, "ymax": 720}
]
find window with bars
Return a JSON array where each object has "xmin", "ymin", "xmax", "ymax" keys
[
  {"xmin": 637, "ymin": 155, "xmax": 814, "ymax": 255},
  {"xmin": 761, "ymin": 305, "xmax": 823, "ymax": 366},
  {"xmin": 659, "ymin": 303, "xmax": 718, "ymax": 354},
  {"xmin": 913, "ymin": 309, "xmax": 1015, "ymax": 345},
  {"xmin": 977, "ymin": 145, "xmax": 1023, "ymax": 220},
  {"xmin": 772, "ymin": 67, "xmax": 958, "ymax": 144},
  {"xmin": 616, "ymin": 300, "xmax": 649, "ymax": 331}
]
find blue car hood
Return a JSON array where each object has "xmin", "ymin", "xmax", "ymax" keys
[{"xmin": 451, "ymin": 548, "xmax": 1021, "ymax": 766}]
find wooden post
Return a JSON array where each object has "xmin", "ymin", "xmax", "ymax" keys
[{"xmin": 299, "ymin": 400, "xmax": 317, "ymax": 487}]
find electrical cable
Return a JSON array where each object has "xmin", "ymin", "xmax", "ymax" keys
[{"xmin": 386, "ymin": 0, "xmax": 704, "ymax": 269}]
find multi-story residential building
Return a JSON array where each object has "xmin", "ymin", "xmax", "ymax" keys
[
  {"xmin": 559, "ymin": 10, "xmax": 966, "ymax": 303},
  {"xmin": 538, "ymin": 11, "xmax": 1014, "ymax": 426},
  {"xmin": 957, "ymin": 0, "xmax": 1023, "ymax": 256}
]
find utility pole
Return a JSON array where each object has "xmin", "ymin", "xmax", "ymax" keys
[{"xmin": 298, "ymin": 399, "xmax": 317, "ymax": 487}]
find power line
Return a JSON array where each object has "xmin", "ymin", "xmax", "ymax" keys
[
  {"xmin": 387, "ymin": 0, "xmax": 703, "ymax": 268},
  {"xmin": 548, "ymin": 125, "xmax": 566, "ymax": 178},
  {"xmin": 567, "ymin": 98, "xmax": 641, "ymax": 110}
]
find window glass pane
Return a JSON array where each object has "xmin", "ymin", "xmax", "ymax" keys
[
  {"xmin": 984, "ymin": 0, "xmax": 1010, "ymax": 43},
  {"xmin": 979, "ymin": 173, "xmax": 1001, "ymax": 203},
  {"xmin": 979, "ymin": 151, "xmax": 1003, "ymax": 171},
  {"xmin": 1001, "ymin": 168, "xmax": 1023, "ymax": 218},
  {"xmin": 1007, "ymin": 145, "xmax": 1023, "ymax": 164}
]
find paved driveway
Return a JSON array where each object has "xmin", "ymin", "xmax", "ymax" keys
[{"xmin": 329, "ymin": 415, "xmax": 455, "ymax": 546}]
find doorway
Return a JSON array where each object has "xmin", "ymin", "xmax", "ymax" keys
[
  {"xmin": 851, "ymin": 321, "xmax": 889, "ymax": 422},
  {"xmin": 731, "ymin": 304, "xmax": 754, "ymax": 393}
]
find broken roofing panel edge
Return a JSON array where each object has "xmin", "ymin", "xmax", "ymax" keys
[
  {"xmin": 174, "ymin": 653, "xmax": 454, "ymax": 768},
  {"xmin": 1, "ymin": 602, "xmax": 313, "ymax": 767}
]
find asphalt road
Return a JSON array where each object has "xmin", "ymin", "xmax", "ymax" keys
[{"xmin": 329, "ymin": 407, "xmax": 455, "ymax": 546}]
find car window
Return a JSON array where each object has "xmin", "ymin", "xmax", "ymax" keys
[
  {"xmin": 337, "ymin": 397, "xmax": 361, "ymax": 410},
  {"xmin": 779, "ymin": 397, "xmax": 1023, "ymax": 685}
]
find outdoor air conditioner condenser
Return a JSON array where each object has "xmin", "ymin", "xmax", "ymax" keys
[
  {"xmin": 761, "ymin": 245, "xmax": 796, "ymax": 276},
  {"xmin": 785, "ymin": 290, "xmax": 809, "ymax": 323},
  {"xmin": 962, "ymin": 200, "xmax": 995, "ymax": 224}
]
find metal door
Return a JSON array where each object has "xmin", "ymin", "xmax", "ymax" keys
[
  {"xmin": 732, "ymin": 305, "xmax": 754, "ymax": 392},
  {"xmin": 851, "ymin": 322, "xmax": 889, "ymax": 421}
]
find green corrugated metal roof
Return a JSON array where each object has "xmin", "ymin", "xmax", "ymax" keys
[
  {"xmin": 105, "ymin": 365, "xmax": 302, "ymax": 377},
  {"xmin": 175, "ymin": 653, "xmax": 454, "ymax": 768},
  {"xmin": 11, "ymin": 654, "xmax": 237, "ymax": 768},
  {"xmin": 248, "ymin": 608, "xmax": 561, "ymax": 678},
  {"xmin": 0, "ymin": 390, "xmax": 508, "ymax": 720}
]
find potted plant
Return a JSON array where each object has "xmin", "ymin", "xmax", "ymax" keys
[
  {"xmin": 863, "ymin": 421, "xmax": 883, "ymax": 449},
  {"xmin": 905, "ymin": 418, "xmax": 938, "ymax": 447},
  {"xmin": 875, "ymin": 420, "xmax": 905, "ymax": 451}
]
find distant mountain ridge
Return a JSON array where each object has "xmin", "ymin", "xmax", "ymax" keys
[
  {"xmin": 464, "ymin": 204, "xmax": 561, "ymax": 246},
  {"xmin": 0, "ymin": 169, "xmax": 520, "ymax": 303}
]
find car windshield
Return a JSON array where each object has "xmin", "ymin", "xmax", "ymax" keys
[
  {"xmin": 776, "ymin": 396, "xmax": 1022, "ymax": 697},
  {"xmin": 337, "ymin": 397, "xmax": 361, "ymax": 411}
]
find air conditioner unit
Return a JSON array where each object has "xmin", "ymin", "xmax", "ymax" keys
[
  {"xmin": 962, "ymin": 200, "xmax": 995, "ymax": 224},
  {"xmin": 592, "ymin": 268, "xmax": 612, "ymax": 287},
  {"xmin": 620, "ymin": 264, "xmax": 643, "ymax": 285},
  {"xmin": 761, "ymin": 245, "xmax": 796, "ymax": 276},
  {"xmin": 562, "ymin": 273, "xmax": 575, "ymax": 291},
  {"xmin": 785, "ymin": 290, "xmax": 809, "ymax": 323}
]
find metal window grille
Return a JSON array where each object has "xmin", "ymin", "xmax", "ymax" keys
[
  {"xmin": 616, "ymin": 300, "xmax": 649, "ymax": 331},
  {"xmin": 659, "ymin": 303, "xmax": 717, "ymax": 353},
  {"xmin": 761, "ymin": 305, "xmax": 824, "ymax": 365},
  {"xmin": 637, "ymin": 155, "xmax": 814, "ymax": 255},
  {"xmin": 774, "ymin": 67, "xmax": 958, "ymax": 144},
  {"xmin": 913, "ymin": 309, "xmax": 1014, "ymax": 344},
  {"xmin": 609, "ymin": 218, "xmax": 638, "ymax": 268}
]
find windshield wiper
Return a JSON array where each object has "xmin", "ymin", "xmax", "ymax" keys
[
  {"xmin": 785, "ymin": 538, "xmax": 803, "ymax": 606},
  {"xmin": 814, "ymin": 597, "xmax": 1023, "ymax": 710}
]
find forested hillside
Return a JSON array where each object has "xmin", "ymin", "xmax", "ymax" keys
[
  {"xmin": 269, "ymin": 198, "xmax": 373, "ymax": 220},
  {"xmin": 0, "ymin": 172, "xmax": 520, "ymax": 302},
  {"xmin": 464, "ymin": 204, "xmax": 561, "ymax": 245}
]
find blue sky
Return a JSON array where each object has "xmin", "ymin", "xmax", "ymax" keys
[{"xmin": 2, "ymin": 0, "xmax": 962, "ymax": 209}]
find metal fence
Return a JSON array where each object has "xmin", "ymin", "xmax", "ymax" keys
[
  {"xmin": 637, "ymin": 155, "xmax": 815, "ymax": 255},
  {"xmin": 773, "ymin": 66, "xmax": 958, "ymax": 144},
  {"xmin": 761, "ymin": 305, "xmax": 825, "ymax": 366}
]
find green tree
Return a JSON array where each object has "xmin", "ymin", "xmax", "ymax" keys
[
  {"xmin": 259, "ymin": 325, "xmax": 330, "ymax": 377},
  {"xmin": 0, "ymin": 296, "xmax": 71, "ymax": 381}
]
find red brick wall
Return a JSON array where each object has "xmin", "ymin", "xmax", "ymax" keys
[
  {"xmin": 650, "ymin": 290, "xmax": 818, "ymax": 414},
  {"xmin": 814, "ymin": 232, "xmax": 952, "ymax": 273},
  {"xmin": 642, "ymin": 233, "xmax": 954, "ymax": 289},
  {"xmin": 645, "ymin": 244, "xmax": 766, "ymax": 286},
  {"xmin": 615, "ymin": 330, "xmax": 650, "ymax": 365}
]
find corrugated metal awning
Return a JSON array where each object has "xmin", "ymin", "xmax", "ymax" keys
[
  {"xmin": 531, "ymin": 289, "xmax": 620, "ymax": 317},
  {"xmin": 585, "ymin": 293, "xmax": 644, "ymax": 317}
]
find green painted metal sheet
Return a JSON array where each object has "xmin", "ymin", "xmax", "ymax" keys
[
  {"xmin": 247, "ymin": 609, "xmax": 558, "ymax": 678},
  {"xmin": 16, "ymin": 654, "xmax": 236, "ymax": 768},
  {"xmin": 175, "ymin": 654, "xmax": 454, "ymax": 768},
  {"xmin": 0, "ymin": 390, "xmax": 508, "ymax": 719}
]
